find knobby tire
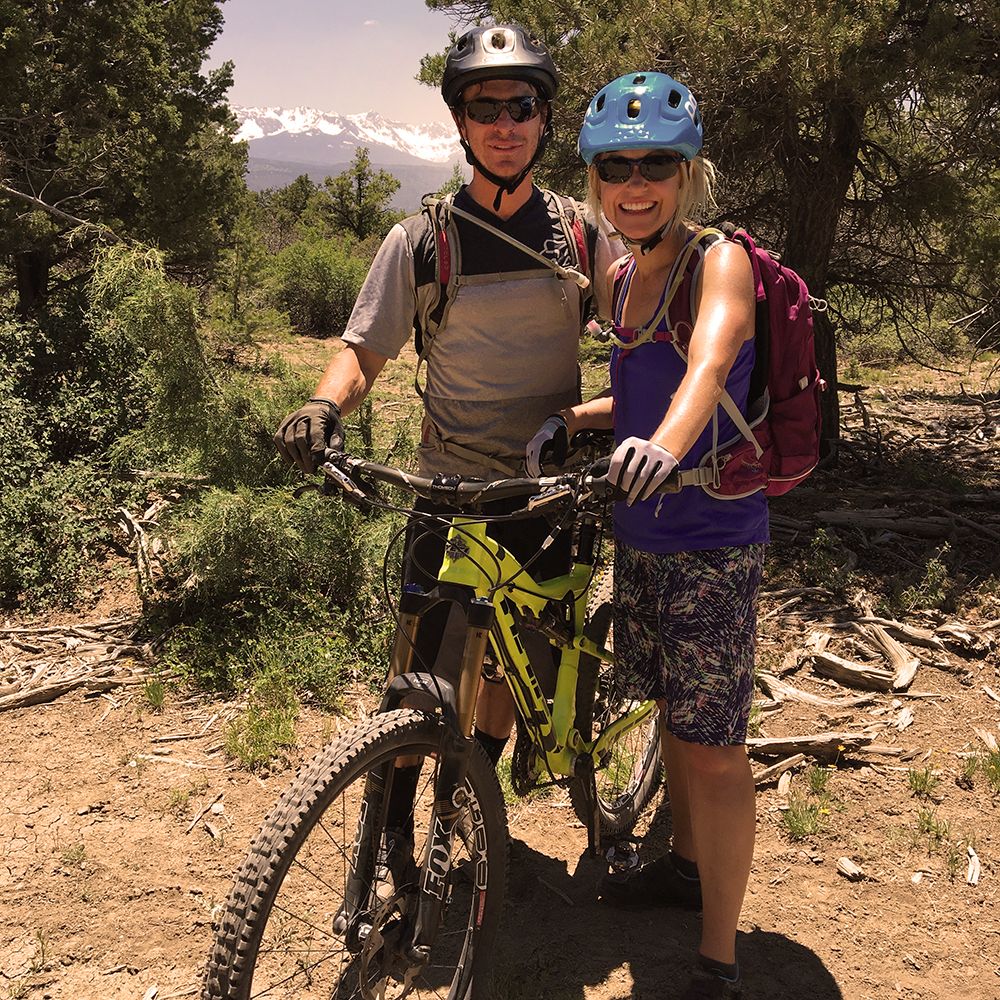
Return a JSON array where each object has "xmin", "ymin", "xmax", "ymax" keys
[{"xmin": 202, "ymin": 708, "xmax": 508, "ymax": 1000}]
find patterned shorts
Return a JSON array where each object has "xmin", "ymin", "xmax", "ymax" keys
[{"xmin": 613, "ymin": 541, "xmax": 765, "ymax": 746}]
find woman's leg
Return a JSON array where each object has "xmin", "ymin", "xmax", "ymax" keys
[
  {"xmin": 662, "ymin": 722, "xmax": 695, "ymax": 862},
  {"xmin": 671, "ymin": 738, "xmax": 755, "ymax": 964}
]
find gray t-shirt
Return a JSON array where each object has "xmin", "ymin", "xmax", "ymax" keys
[{"xmin": 342, "ymin": 187, "xmax": 617, "ymax": 479}]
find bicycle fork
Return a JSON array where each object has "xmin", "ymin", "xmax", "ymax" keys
[{"xmin": 339, "ymin": 591, "xmax": 495, "ymax": 978}]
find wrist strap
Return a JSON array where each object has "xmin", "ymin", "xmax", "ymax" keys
[{"xmin": 309, "ymin": 396, "xmax": 341, "ymax": 414}]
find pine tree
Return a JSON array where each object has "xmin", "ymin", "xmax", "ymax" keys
[{"xmin": 0, "ymin": 0, "xmax": 246, "ymax": 315}]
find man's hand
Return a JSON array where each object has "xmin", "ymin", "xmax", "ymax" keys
[
  {"xmin": 273, "ymin": 397, "xmax": 345, "ymax": 474},
  {"xmin": 608, "ymin": 437, "xmax": 678, "ymax": 506},
  {"xmin": 525, "ymin": 414, "xmax": 569, "ymax": 477}
]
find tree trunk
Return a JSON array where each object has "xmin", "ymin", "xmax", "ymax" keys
[
  {"xmin": 780, "ymin": 98, "xmax": 865, "ymax": 462},
  {"xmin": 14, "ymin": 249, "xmax": 51, "ymax": 316}
]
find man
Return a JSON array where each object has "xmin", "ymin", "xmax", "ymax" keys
[{"xmin": 274, "ymin": 23, "xmax": 616, "ymax": 765}]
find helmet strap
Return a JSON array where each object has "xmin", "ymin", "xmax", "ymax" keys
[{"xmin": 609, "ymin": 219, "xmax": 674, "ymax": 257}]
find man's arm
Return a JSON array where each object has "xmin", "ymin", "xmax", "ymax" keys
[{"xmin": 314, "ymin": 343, "xmax": 388, "ymax": 417}]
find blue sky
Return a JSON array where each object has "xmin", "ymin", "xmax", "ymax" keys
[{"xmin": 207, "ymin": 0, "xmax": 458, "ymax": 123}]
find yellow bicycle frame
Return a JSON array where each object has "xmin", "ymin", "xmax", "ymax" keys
[{"xmin": 437, "ymin": 517, "xmax": 656, "ymax": 778}]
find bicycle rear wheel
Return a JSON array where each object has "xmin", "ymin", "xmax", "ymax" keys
[
  {"xmin": 570, "ymin": 574, "xmax": 662, "ymax": 838},
  {"xmin": 203, "ymin": 708, "xmax": 508, "ymax": 1000}
]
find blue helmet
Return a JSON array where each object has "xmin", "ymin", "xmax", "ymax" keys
[{"xmin": 578, "ymin": 72, "xmax": 703, "ymax": 164}]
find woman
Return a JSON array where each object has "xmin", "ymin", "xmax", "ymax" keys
[{"xmin": 527, "ymin": 72, "xmax": 767, "ymax": 999}]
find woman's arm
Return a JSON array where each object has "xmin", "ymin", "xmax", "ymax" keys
[{"xmin": 648, "ymin": 241, "xmax": 754, "ymax": 461}]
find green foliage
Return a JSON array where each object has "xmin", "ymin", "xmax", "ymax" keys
[
  {"xmin": 155, "ymin": 485, "xmax": 395, "ymax": 694},
  {"xmin": 781, "ymin": 791, "xmax": 826, "ymax": 841},
  {"xmin": 908, "ymin": 766, "xmax": 941, "ymax": 800},
  {"xmin": 436, "ymin": 163, "xmax": 467, "ymax": 197},
  {"xmin": 223, "ymin": 669, "xmax": 299, "ymax": 771},
  {"xmin": 0, "ymin": 0, "xmax": 245, "ymax": 314},
  {"xmin": 982, "ymin": 750, "xmax": 1000, "ymax": 794},
  {"xmin": 878, "ymin": 543, "xmax": 957, "ymax": 617},
  {"xmin": 268, "ymin": 234, "xmax": 370, "ymax": 336},
  {"xmin": 0, "ymin": 461, "xmax": 137, "ymax": 609},
  {"xmin": 915, "ymin": 806, "xmax": 950, "ymax": 848},
  {"xmin": 312, "ymin": 148, "xmax": 402, "ymax": 241}
]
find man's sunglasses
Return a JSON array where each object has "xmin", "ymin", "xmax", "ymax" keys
[
  {"xmin": 462, "ymin": 96, "xmax": 544, "ymax": 125},
  {"xmin": 595, "ymin": 153, "xmax": 684, "ymax": 184}
]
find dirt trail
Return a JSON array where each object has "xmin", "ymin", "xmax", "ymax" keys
[
  {"xmin": 2, "ymin": 638, "xmax": 997, "ymax": 1000},
  {"xmin": 2, "ymin": 369, "xmax": 999, "ymax": 1000}
]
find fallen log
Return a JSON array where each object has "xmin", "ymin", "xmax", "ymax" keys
[
  {"xmin": 757, "ymin": 671, "xmax": 875, "ymax": 709},
  {"xmin": 810, "ymin": 651, "xmax": 894, "ymax": 692},
  {"xmin": 746, "ymin": 731, "xmax": 875, "ymax": 758}
]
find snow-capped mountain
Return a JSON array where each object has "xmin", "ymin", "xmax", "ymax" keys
[
  {"xmin": 232, "ymin": 106, "xmax": 462, "ymax": 167},
  {"xmin": 232, "ymin": 105, "xmax": 466, "ymax": 209}
]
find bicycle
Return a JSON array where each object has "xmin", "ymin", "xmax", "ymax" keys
[{"xmin": 203, "ymin": 448, "xmax": 676, "ymax": 1000}]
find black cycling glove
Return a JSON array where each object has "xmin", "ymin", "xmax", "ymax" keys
[{"xmin": 273, "ymin": 397, "xmax": 345, "ymax": 473}]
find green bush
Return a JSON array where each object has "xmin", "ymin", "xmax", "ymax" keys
[
  {"xmin": 155, "ymin": 486, "xmax": 397, "ymax": 692},
  {"xmin": 268, "ymin": 234, "xmax": 369, "ymax": 336},
  {"xmin": 0, "ymin": 461, "xmax": 138, "ymax": 608}
]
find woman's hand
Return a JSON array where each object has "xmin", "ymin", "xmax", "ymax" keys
[{"xmin": 608, "ymin": 436, "xmax": 678, "ymax": 505}]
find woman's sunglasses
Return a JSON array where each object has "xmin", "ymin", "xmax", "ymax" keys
[
  {"xmin": 462, "ymin": 96, "xmax": 543, "ymax": 125},
  {"xmin": 595, "ymin": 153, "xmax": 684, "ymax": 184}
]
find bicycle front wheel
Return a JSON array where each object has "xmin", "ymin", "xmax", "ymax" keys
[
  {"xmin": 203, "ymin": 708, "xmax": 508, "ymax": 1000},
  {"xmin": 570, "ymin": 584, "xmax": 662, "ymax": 838}
]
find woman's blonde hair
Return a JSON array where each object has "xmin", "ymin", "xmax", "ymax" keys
[{"xmin": 586, "ymin": 154, "xmax": 718, "ymax": 238}]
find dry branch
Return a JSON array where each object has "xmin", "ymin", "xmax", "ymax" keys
[
  {"xmin": 746, "ymin": 731, "xmax": 876, "ymax": 758},
  {"xmin": 857, "ymin": 623, "xmax": 920, "ymax": 690},
  {"xmin": 757, "ymin": 671, "xmax": 875, "ymax": 709},
  {"xmin": 753, "ymin": 753, "xmax": 807, "ymax": 786},
  {"xmin": 810, "ymin": 651, "xmax": 894, "ymax": 692}
]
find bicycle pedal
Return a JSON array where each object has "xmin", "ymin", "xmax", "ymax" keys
[{"xmin": 605, "ymin": 840, "xmax": 640, "ymax": 873}]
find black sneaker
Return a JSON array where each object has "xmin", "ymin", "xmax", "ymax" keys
[
  {"xmin": 679, "ymin": 967, "xmax": 742, "ymax": 999},
  {"xmin": 597, "ymin": 853, "xmax": 702, "ymax": 909}
]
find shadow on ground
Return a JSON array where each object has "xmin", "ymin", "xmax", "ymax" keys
[{"xmin": 492, "ymin": 833, "xmax": 843, "ymax": 1000}]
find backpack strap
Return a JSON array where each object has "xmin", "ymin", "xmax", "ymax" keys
[
  {"xmin": 611, "ymin": 227, "xmax": 725, "ymax": 350},
  {"xmin": 668, "ymin": 228, "xmax": 765, "ymax": 461}
]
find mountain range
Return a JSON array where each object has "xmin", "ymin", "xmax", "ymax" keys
[{"xmin": 232, "ymin": 106, "xmax": 465, "ymax": 211}]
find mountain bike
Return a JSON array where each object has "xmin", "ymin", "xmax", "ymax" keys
[{"xmin": 203, "ymin": 448, "xmax": 675, "ymax": 1000}]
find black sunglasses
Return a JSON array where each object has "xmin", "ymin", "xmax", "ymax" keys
[
  {"xmin": 595, "ymin": 153, "xmax": 684, "ymax": 184},
  {"xmin": 462, "ymin": 96, "xmax": 543, "ymax": 125}
]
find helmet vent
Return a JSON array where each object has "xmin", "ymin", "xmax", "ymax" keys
[
  {"xmin": 596, "ymin": 93, "xmax": 606, "ymax": 112},
  {"xmin": 668, "ymin": 89, "xmax": 682, "ymax": 108},
  {"xmin": 632, "ymin": 74, "xmax": 646, "ymax": 84},
  {"xmin": 627, "ymin": 98, "xmax": 642, "ymax": 118},
  {"xmin": 487, "ymin": 29, "xmax": 514, "ymax": 52}
]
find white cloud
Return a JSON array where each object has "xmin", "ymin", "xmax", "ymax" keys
[{"xmin": 363, "ymin": 19, "xmax": 378, "ymax": 27}]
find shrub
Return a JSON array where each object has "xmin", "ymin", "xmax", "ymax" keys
[{"xmin": 268, "ymin": 234, "xmax": 369, "ymax": 336}]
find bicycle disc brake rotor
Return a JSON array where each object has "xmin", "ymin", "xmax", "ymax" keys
[{"xmin": 358, "ymin": 890, "xmax": 423, "ymax": 1000}]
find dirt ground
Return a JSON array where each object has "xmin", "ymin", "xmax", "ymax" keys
[{"xmin": 2, "ymin": 369, "xmax": 999, "ymax": 1000}]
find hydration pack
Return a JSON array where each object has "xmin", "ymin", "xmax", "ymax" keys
[
  {"xmin": 400, "ymin": 190, "xmax": 598, "ymax": 394},
  {"xmin": 612, "ymin": 227, "xmax": 826, "ymax": 499}
]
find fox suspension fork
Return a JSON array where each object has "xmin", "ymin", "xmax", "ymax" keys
[{"xmin": 407, "ymin": 596, "xmax": 494, "ymax": 965}]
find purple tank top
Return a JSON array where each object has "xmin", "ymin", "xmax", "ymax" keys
[{"xmin": 610, "ymin": 245, "xmax": 770, "ymax": 554}]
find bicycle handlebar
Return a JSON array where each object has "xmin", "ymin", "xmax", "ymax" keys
[{"xmin": 319, "ymin": 450, "xmax": 680, "ymax": 511}]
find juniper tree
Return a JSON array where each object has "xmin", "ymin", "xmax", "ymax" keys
[
  {"xmin": 0, "ymin": 0, "xmax": 246, "ymax": 315},
  {"xmin": 424, "ymin": 0, "xmax": 1000, "ymax": 452}
]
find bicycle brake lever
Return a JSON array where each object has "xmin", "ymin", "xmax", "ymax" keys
[
  {"xmin": 526, "ymin": 484, "xmax": 574, "ymax": 511},
  {"xmin": 321, "ymin": 462, "xmax": 372, "ymax": 503}
]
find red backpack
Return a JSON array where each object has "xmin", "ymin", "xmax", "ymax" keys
[{"xmin": 612, "ymin": 227, "xmax": 826, "ymax": 499}]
